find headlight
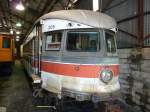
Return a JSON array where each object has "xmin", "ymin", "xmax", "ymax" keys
[{"xmin": 100, "ymin": 70, "xmax": 113, "ymax": 83}]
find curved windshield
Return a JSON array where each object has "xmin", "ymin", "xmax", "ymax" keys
[{"xmin": 67, "ymin": 31, "xmax": 99, "ymax": 52}]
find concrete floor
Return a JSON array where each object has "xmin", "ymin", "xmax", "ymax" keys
[
  {"xmin": 0, "ymin": 61, "xmax": 49, "ymax": 112},
  {"xmin": 0, "ymin": 60, "xmax": 142, "ymax": 112}
]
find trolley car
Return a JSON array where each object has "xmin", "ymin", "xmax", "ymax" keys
[
  {"xmin": 22, "ymin": 10, "xmax": 120, "ymax": 102},
  {"xmin": 0, "ymin": 33, "xmax": 14, "ymax": 75}
]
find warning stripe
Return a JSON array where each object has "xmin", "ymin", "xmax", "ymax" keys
[{"xmin": 40, "ymin": 61, "xmax": 119, "ymax": 78}]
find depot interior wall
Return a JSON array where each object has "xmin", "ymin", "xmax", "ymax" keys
[
  {"xmin": 144, "ymin": 0, "xmax": 150, "ymax": 46},
  {"xmin": 118, "ymin": 48, "xmax": 150, "ymax": 112},
  {"xmin": 105, "ymin": 0, "xmax": 138, "ymax": 48},
  {"xmin": 74, "ymin": 0, "xmax": 93, "ymax": 10},
  {"xmin": 72, "ymin": 0, "xmax": 150, "ymax": 111},
  {"xmin": 103, "ymin": 0, "xmax": 150, "ymax": 111}
]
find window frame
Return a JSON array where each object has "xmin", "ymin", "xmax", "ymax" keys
[
  {"xmin": 105, "ymin": 30, "xmax": 117, "ymax": 53},
  {"xmin": 2, "ymin": 37, "xmax": 11, "ymax": 48},
  {"xmin": 44, "ymin": 31, "xmax": 63, "ymax": 51}
]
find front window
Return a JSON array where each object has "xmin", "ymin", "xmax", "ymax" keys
[
  {"xmin": 67, "ymin": 31, "xmax": 99, "ymax": 52},
  {"xmin": 45, "ymin": 32, "xmax": 62, "ymax": 50},
  {"xmin": 105, "ymin": 31, "xmax": 116, "ymax": 53},
  {"xmin": 3, "ymin": 37, "xmax": 11, "ymax": 48}
]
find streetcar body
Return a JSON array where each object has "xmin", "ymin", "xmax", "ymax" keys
[{"xmin": 22, "ymin": 10, "xmax": 120, "ymax": 101}]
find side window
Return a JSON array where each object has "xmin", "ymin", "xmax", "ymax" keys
[
  {"xmin": 105, "ymin": 31, "xmax": 116, "ymax": 53},
  {"xmin": 3, "ymin": 37, "xmax": 11, "ymax": 48},
  {"xmin": 45, "ymin": 32, "xmax": 62, "ymax": 50}
]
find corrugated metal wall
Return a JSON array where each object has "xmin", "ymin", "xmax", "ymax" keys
[
  {"xmin": 105, "ymin": 0, "xmax": 138, "ymax": 48},
  {"xmin": 74, "ymin": 0, "xmax": 92, "ymax": 10},
  {"xmin": 74, "ymin": 0, "xmax": 149, "ymax": 48},
  {"xmin": 106, "ymin": 0, "xmax": 137, "ymax": 21},
  {"xmin": 106, "ymin": 0, "xmax": 150, "ymax": 47},
  {"xmin": 144, "ymin": 0, "xmax": 150, "ymax": 46}
]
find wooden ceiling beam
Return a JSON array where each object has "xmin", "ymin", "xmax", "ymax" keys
[
  {"xmin": 40, "ymin": 0, "xmax": 52, "ymax": 15},
  {"xmin": 48, "ymin": 0, "xmax": 61, "ymax": 12},
  {"xmin": 27, "ymin": 7, "xmax": 39, "ymax": 17},
  {"xmin": 8, "ymin": 11, "xmax": 33, "ymax": 24},
  {"xmin": 24, "ymin": 0, "xmax": 57, "ymax": 37},
  {"xmin": 0, "ymin": 1, "xmax": 10, "ymax": 30}
]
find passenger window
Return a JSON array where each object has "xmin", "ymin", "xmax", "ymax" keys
[
  {"xmin": 105, "ymin": 32, "xmax": 116, "ymax": 53},
  {"xmin": 67, "ymin": 32, "xmax": 99, "ymax": 52},
  {"xmin": 3, "ymin": 37, "xmax": 11, "ymax": 48},
  {"xmin": 45, "ymin": 32, "xmax": 62, "ymax": 50}
]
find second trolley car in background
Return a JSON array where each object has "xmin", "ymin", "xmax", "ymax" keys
[
  {"xmin": 0, "ymin": 33, "xmax": 14, "ymax": 75},
  {"xmin": 22, "ymin": 10, "xmax": 120, "ymax": 102}
]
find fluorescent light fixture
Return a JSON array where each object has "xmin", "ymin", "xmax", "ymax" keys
[
  {"xmin": 73, "ymin": 0, "xmax": 78, "ymax": 3},
  {"xmin": 16, "ymin": 22, "xmax": 22, "ymax": 27},
  {"xmin": 16, "ymin": 1, "xmax": 25, "ymax": 11},
  {"xmin": 16, "ymin": 36, "xmax": 20, "ymax": 39},
  {"xmin": 16, "ymin": 31, "xmax": 20, "ymax": 34},
  {"xmin": 93, "ymin": 0, "xmax": 99, "ymax": 11},
  {"xmin": 10, "ymin": 29, "xmax": 13, "ymax": 34},
  {"xmin": 16, "ymin": 38, "xmax": 20, "ymax": 41}
]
